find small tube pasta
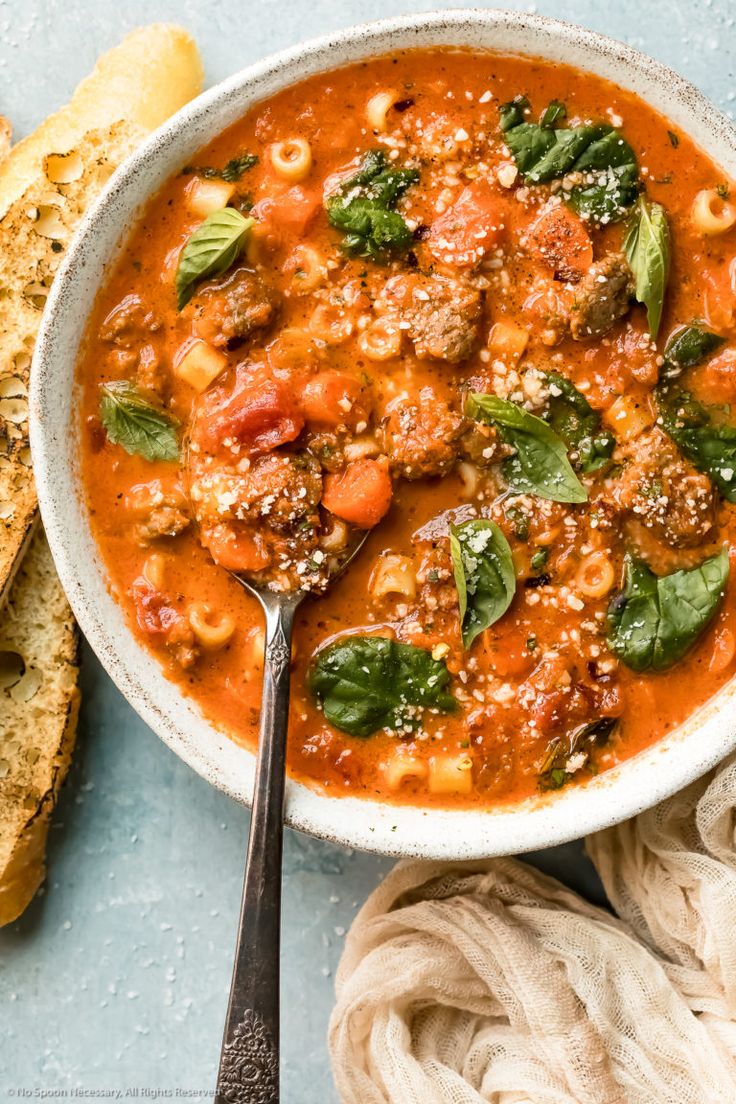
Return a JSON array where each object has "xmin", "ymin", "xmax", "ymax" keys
[
  {"xmin": 575, "ymin": 552, "xmax": 615, "ymax": 599},
  {"xmin": 309, "ymin": 303, "xmax": 354, "ymax": 345},
  {"xmin": 457, "ymin": 462, "xmax": 480, "ymax": 499},
  {"xmin": 383, "ymin": 750, "xmax": 429, "ymax": 790},
  {"xmin": 320, "ymin": 518, "xmax": 350, "ymax": 553},
  {"xmin": 142, "ymin": 552, "xmax": 166, "ymax": 590},
  {"xmin": 366, "ymin": 90, "xmax": 397, "ymax": 133},
  {"xmin": 358, "ymin": 318, "xmax": 402, "ymax": 361},
  {"xmin": 284, "ymin": 244, "xmax": 327, "ymax": 294},
  {"xmin": 370, "ymin": 554, "xmax": 417, "ymax": 600},
  {"xmin": 188, "ymin": 603, "xmax": 236, "ymax": 650},
  {"xmin": 343, "ymin": 436, "xmax": 381, "ymax": 462},
  {"xmin": 428, "ymin": 753, "xmax": 474, "ymax": 795},
  {"xmin": 270, "ymin": 138, "xmax": 313, "ymax": 182},
  {"xmin": 691, "ymin": 188, "xmax": 736, "ymax": 236}
]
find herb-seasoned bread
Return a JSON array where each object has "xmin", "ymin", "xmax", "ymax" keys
[
  {"xmin": 0, "ymin": 527, "xmax": 79, "ymax": 925},
  {"xmin": 0, "ymin": 24, "xmax": 203, "ymax": 604}
]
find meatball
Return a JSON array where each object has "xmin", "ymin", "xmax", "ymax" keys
[
  {"xmin": 604, "ymin": 428, "xmax": 716, "ymax": 548},
  {"xmin": 569, "ymin": 254, "xmax": 634, "ymax": 340},
  {"xmin": 191, "ymin": 267, "xmax": 279, "ymax": 348},
  {"xmin": 382, "ymin": 388, "xmax": 463, "ymax": 479},
  {"xmin": 374, "ymin": 273, "xmax": 482, "ymax": 363},
  {"xmin": 191, "ymin": 451, "xmax": 322, "ymax": 532}
]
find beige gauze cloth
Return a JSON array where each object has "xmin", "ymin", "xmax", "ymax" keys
[{"xmin": 329, "ymin": 752, "xmax": 736, "ymax": 1103}]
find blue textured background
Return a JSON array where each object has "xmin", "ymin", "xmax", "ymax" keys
[{"xmin": 0, "ymin": 2, "xmax": 734, "ymax": 1100}]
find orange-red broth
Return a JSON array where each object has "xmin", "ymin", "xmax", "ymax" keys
[{"xmin": 79, "ymin": 49, "xmax": 736, "ymax": 808}]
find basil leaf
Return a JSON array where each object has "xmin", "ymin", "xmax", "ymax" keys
[
  {"xmin": 99, "ymin": 381, "xmax": 179, "ymax": 462},
  {"xmin": 607, "ymin": 549, "xmax": 729, "ymax": 672},
  {"xmin": 309, "ymin": 636, "xmax": 456, "ymax": 738},
  {"xmin": 662, "ymin": 324, "xmax": 725, "ymax": 378},
  {"xmin": 623, "ymin": 197, "xmax": 671, "ymax": 338},
  {"xmin": 449, "ymin": 520, "xmax": 516, "ymax": 649},
  {"xmin": 545, "ymin": 372, "xmax": 615, "ymax": 473},
  {"xmin": 539, "ymin": 718, "xmax": 616, "ymax": 791},
  {"xmin": 467, "ymin": 393, "xmax": 587, "ymax": 504},
  {"xmin": 326, "ymin": 150, "xmax": 419, "ymax": 260},
  {"xmin": 500, "ymin": 99, "xmax": 639, "ymax": 223},
  {"xmin": 175, "ymin": 207, "xmax": 254, "ymax": 309}
]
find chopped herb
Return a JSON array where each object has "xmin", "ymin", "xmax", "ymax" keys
[
  {"xmin": 667, "ymin": 130, "xmax": 680, "ymax": 148},
  {"xmin": 526, "ymin": 635, "xmax": 538, "ymax": 652},
  {"xmin": 530, "ymin": 547, "xmax": 549, "ymax": 572},
  {"xmin": 716, "ymin": 183, "xmax": 731, "ymax": 200},
  {"xmin": 182, "ymin": 152, "xmax": 259, "ymax": 182},
  {"xmin": 539, "ymin": 718, "xmax": 616, "ymax": 790}
]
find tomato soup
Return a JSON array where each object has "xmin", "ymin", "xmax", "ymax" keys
[{"xmin": 78, "ymin": 49, "xmax": 736, "ymax": 808}]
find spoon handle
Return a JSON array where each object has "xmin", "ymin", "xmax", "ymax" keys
[{"xmin": 215, "ymin": 594, "xmax": 298, "ymax": 1104}]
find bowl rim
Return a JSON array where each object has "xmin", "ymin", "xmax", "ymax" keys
[{"xmin": 30, "ymin": 7, "xmax": 736, "ymax": 860}]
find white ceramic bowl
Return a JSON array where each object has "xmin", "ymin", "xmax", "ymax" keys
[{"xmin": 31, "ymin": 9, "xmax": 736, "ymax": 859}]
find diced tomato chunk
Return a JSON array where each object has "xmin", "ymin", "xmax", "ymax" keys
[
  {"xmin": 322, "ymin": 458, "xmax": 393, "ymax": 529},
  {"xmin": 194, "ymin": 367, "xmax": 304, "ymax": 454},
  {"xmin": 131, "ymin": 578, "xmax": 181, "ymax": 638},
  {"xmin": 427, "ymin": 179, "xmax": 505, "ymax": 267},
  {"xmin": 252, "ymin": 186, "xmax": 321, "ymax": 240},
  {"xmin": 299, "ymin": 371, "xmax": 370, "ymax": 429},
  {"xmin": 526, "ymin": 204, "xmax": 593, "ymax": 282}
]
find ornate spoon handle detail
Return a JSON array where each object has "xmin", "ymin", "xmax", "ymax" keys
[{"xmin": 215, "ymin": 591, "xmax": 302, "ymax": 1104}]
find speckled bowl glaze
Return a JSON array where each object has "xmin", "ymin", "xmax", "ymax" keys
[{"xmin": 31, "ymin": 9, "xmax": 736, "ymax": 858}]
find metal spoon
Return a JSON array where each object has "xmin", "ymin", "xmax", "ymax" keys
[{"xmin": 213, "ymin": 535, "xmax": 367, "ymax": 1104}]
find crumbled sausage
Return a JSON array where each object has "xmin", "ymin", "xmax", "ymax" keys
[
  {"xmin": 569, "ymin": 254, "xmax": 634, "ymax": 340},
  {"xmin": 382, "ymin": 387, "xmax": 463, "ymax": 479},
  {"xmin": 604, "ymin": 427, "xmax": 716, "ymax": 548},
  {"xmin": 192, "ymin": 267, "xmax": 279, "ymax": 348},
  {"xmin": 374, "ymin": 273, "xmax": 482, "ymax": 363},
  {"xmin": 125, "ymin": 480, "xmax": 190, "ymax": 545}
]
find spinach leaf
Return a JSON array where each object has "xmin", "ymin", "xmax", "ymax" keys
[
  {"xmin": 539, "ymin": 718, "xmax": 616, "ymax": 791},
  {"xmin": 466, "ymin": 393, "xmax": 587, "ymax": 504},
  {"xmin": 499, "ymin": 98, "xmax": 639, "ymax": 223},
  {"xmin": 449, "ymin": 520, "xmax": 516, "ymax": 649},
  {"xmin": 623, "ymin": 196, "xmax": 670, "ymax": 338},
  {"xmin": 175, "ymin": 207, "xmax": 254, "ymax": 309},
  {"xmin": 182, "ymin": 152, "xmax": 259, "ymax": 183},
  {"xmin": 658, "ymin": 389, "xmax": 736, "ymax": 501},
  {"xmin": 545, "ymin": 371, "xmax": 615, "ymax": 473},
  {"xmin": 99, "ymin": 381, "xmax": 179, "ymax": 462},
  {"xmin": 607, "ymin": 549, "xmax": 729, "ymax": 672},
  {"xmin": 661, "ymin": 324, "xmax": 725, "ymax": 379},
  {"xmin": 326, "ymin": 150, "xmax": 419, "ymax": 260},
  {"xmin": 309, "ymin": 636, "xmax": 456, "ymax": 738}
]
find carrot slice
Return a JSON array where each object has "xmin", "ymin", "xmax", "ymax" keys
[
  {"xmin": 527, "ymin": 204, "xmax": 594, "ymax": 282},
  {"xmin": 322, "ymin": 458, "xmax": 392, "ymax": 529}
]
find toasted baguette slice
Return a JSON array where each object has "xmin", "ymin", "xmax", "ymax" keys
[
  {"xmin": 0, "ymin": 526, "xmax": 80, "ymax": 926},
  {"xmin": 0, "ymin": 24, "xmax": 203, "ymax": 216},
  {"xmin": 0, "ymin": 25, "xmax": 203, "ymax": 604}
]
